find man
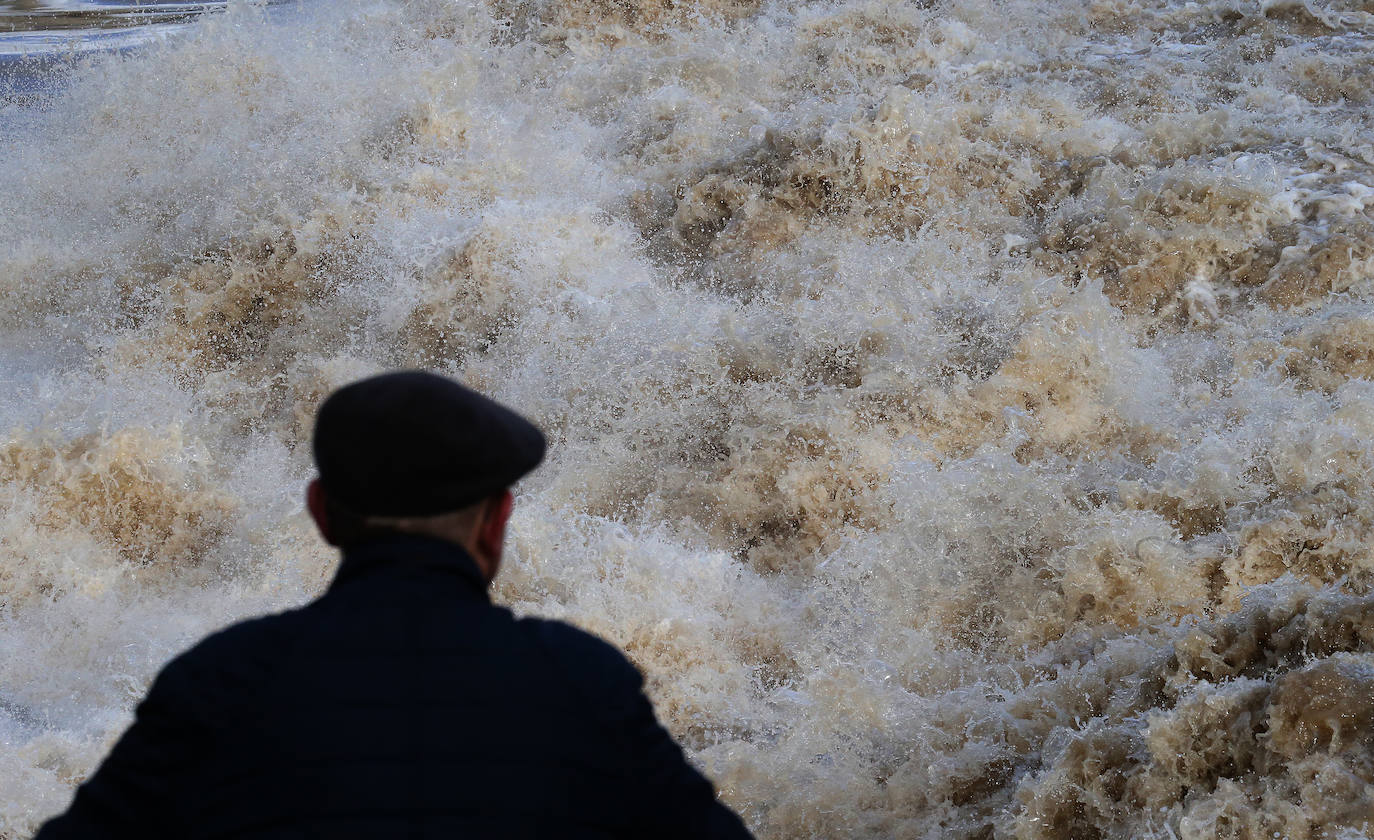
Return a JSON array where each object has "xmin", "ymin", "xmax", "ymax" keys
[{"xmin": 37, "ymin": 371, "xmax": 753, "ymax": 839}]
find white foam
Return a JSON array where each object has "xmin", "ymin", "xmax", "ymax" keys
[{"xmin": 3, "ymin": 0, "xmax": 1374, "ymax": 836}]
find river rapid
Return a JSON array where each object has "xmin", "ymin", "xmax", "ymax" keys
[{"xmin": 2, "ymin": 0, "xmax": 1374, "ymax": 837}]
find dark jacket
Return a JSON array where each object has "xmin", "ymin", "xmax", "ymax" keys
[{"xmin": 36, "ymin": 534, "xmax": 753, "ymax": 839}]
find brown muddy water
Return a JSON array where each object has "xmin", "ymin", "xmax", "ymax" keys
[{"xmin": 2, "ymin": 0, "xmax": 1373, "ymax": 838}]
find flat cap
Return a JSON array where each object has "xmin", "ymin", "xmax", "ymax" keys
[{"xmin": 313, "ymin": 371, "xmax": 546, "ymax": 517}]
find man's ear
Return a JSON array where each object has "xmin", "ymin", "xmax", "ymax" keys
[
  {"xmin": 475, "ymin": 489, "xmax": 514, "ymax": 564},
  {"xmin": 307, "ymin": 479, "xmax": 338, "ymax": 546}
]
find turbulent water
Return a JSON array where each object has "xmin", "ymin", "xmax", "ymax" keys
[{"xmin": 2, "ymin": 0, "xmax": 1373, "ymax": 836}]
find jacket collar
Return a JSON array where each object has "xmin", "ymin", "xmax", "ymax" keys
[{"xmin": 328, "ymin": 533, "xmax": 491, "ymax": 601}]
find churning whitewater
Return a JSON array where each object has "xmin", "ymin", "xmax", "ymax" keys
[{"xmin": 2, "ymin": 0, "xmax": 1374, "ymax": 836}]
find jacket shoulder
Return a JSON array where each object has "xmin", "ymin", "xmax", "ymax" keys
[
  {"xmin": 521, "ymin": 618, "xmax": 644, "ymax": 709},
  {"xmin": 166, "ymin": 608, "xmax": 305, "ymax": 673},
  {"xmin": 147, "ymin": 608, "xmax": 307, "ymax": 723}
]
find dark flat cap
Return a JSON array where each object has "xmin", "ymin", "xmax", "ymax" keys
[{"xmin": 313, "ymin": 371, "xmax": 546, "ymax": 517}]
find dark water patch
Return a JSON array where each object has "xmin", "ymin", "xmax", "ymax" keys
[
  {"xmin": 0, "ymin": 694, "xmax": 44, "ymax": 731},
  {"xmin": 0, "ymin": 2, "xmax": 221, "ymax": 107},
  {"xmin": 1, "ymin": 1, "xmax": 225, "ymax": 33},
  {"xmin": 0, "ymin": 1, "xmax": 298, "ymax": 61}
]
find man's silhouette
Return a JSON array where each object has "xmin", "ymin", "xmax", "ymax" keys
[{"xmin": 36, "ymin": 371, "xmax": 753, "ymax": 839}]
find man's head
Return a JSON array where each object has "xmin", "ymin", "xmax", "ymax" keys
[{"xmin": 307, "ymin": 371, "xmax": 546, "ymax": 582}]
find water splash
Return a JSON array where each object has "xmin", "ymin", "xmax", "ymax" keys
[{"xmin": 2, "ymin": 0, "xmax": 1373, "ymax": 837}]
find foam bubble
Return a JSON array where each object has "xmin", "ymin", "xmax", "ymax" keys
[{"xmin": 4, "ymin": 0, "xmax": 1374, "ymax": 837}]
